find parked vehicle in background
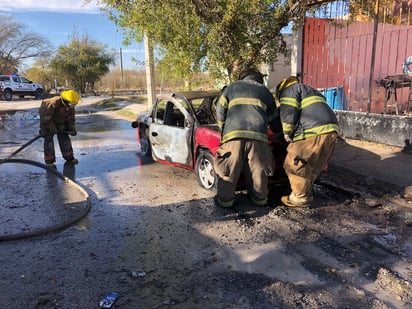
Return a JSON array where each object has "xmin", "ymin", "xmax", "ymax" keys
[
  {"xmin": 131, "ymin": 90, "xmax": 288, "ymax": 190},
  {"xmin": 0, "ymin": 74, "xmax": 43, "ymax": 101}
]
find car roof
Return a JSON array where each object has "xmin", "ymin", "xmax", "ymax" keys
[{"xmin": 167, "ymin": 90, "xmax": 221, "ymax": 101}]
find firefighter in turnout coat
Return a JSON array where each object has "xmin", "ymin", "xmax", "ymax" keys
[
  {"xmin": 276, "ymin": 76, "xmax": 339, "ymax": 207},
  {"xmin": 214, "ymin": 68, "xmax": 276, "ymax": 208},
  {"xmin": 39, "ymin": 90, "xmax": 80, "ymax": 168}
]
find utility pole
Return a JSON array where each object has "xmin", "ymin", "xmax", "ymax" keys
[
  {"xmin": 144, "ymin": 34, "xmax": 156, "ymax": 109},
  {"xmin": 120, "ymin": 47, "xmax": 124, "ymax": 88}
]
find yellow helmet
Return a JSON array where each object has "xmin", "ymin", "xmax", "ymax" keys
[
  {"xmin": 61, "ymin": 90, "xmax": 81, "ymax": 105},
  {"xmin": 275, "ymin": 76, "xmax": 299, "ymax": 99}
]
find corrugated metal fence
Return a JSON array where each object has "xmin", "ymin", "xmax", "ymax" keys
[{"xmin": 302, "ymin": 1, "xmax": 412, "ymax": 115}]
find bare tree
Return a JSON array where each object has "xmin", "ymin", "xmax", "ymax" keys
[{"xmin": 0, "ymin": 15, "xmax": 52, "ymax": 74}]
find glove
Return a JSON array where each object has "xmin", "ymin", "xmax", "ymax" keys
[
  {"xmin": 69, "ymin": 131, "xmax": 77, "ymax": 136},
  {"xmin": 284, "ymin": 134, "xmax": 293, "ymax": 143}
]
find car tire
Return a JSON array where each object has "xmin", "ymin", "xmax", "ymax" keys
[
  {"xmin": 35, "ymin": 89, "xmax": 43, "ymax": 99},
  {"xmin": 139, "ymin": 127, "xmax": 152, "ymax": 157},
  {"xmin": 3, "ymin": 89, "xmax": 12, "ymax": 101},
  {"xmin": 195, "ymin": 150, "xmax": 217, "ymax": 190}
]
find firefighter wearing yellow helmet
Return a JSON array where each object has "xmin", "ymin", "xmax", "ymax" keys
[
  {"xmin": 276, "ymin": 76, "xmax": 339, "ymax": 208},
  {"xmin": 39, "ymin": 89, "xmax": 81, "ymax": 168},
  {"xmin": 61, "ymin": 89, "xmax": 81, "ymax": 105}
]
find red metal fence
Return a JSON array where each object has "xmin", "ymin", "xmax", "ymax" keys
[{"xmin": 302, "ymin": 15, "xmax": 412, "ymax": 114}]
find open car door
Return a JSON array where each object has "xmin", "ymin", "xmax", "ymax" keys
[{"xmin": 149, "ymin": 97, "xmax": 194, "ymax": 166}]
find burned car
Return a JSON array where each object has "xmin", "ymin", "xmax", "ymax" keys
[{"xmin": 131, "ymin": 90, "xmax": 288, "ymax": 190}]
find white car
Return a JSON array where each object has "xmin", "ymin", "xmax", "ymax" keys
[{"xmin": 0, "ymin": 74, "xmax": 43, "ymax": 101}]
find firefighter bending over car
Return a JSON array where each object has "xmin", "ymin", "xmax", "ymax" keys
[
  {"xmin": 39, "ymin": 90, "xmax": 80, "ymax": 169},
  {"xmin": 214, "ymin": 68, "xmax": 276, "ymax": 208},
  {"xmin": 276, "ymin": 76, "xmax": 339, "ymax": 207}
]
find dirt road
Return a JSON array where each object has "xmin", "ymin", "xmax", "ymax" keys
[{"xmin": 0, "ymin": 98, "xmax": 411, "ymax": 308}]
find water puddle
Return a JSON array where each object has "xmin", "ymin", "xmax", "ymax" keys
[
  {"xmin": 76, "ymin": 109, "xmax": 98, "ymax": 115},
  {"xmin": 80, "ymin": 118, "xmax": 133, "ymax": 132},
  {"xmin": 0, "ymin": 110, "xmax": 39, "ymax": 132}
]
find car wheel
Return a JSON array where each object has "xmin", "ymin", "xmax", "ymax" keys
[
  {"xmin": 3, "ymin": 89, "xmax": 12, "ymax": 101},
  {"xmin": 195, "ymin": 150, "xmax": 217, "ymax": 190},
  {"xmin": 139, "ymin": 127, "xmax": 152, "ymax": 157},
  {"xmin": 35, "ymin": 89, "xmax": 43, "ymax": 99}
]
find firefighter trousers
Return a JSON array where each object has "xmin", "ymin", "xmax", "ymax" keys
[
  {"xmin": 283, "ymin": 132, "xmax": 338, "ymax": 204},
  {"xmin": 214, "ymin": 139, "xmax": 275, "ymax": 207},
  {"xmin": 43, "ymin": 133, "xmax": 74, "ymax": 164}
]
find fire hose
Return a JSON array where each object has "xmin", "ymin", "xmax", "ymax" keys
[
  {"xmin": 0, "ymin": 134, "xmax": 42, "ymax": 163},
  {"xmin": 0, "ymin": 135, "xmax": 91, "ymax": 241}
]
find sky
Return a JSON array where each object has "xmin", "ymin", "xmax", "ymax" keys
[{"xmin": 0, "ymin": 0, "xmax": 145, "ymax": 70}]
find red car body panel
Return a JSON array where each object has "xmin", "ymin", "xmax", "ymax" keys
[{"xmin": 194, "ymin": 125, "xmax": 220, "ymax": 157}]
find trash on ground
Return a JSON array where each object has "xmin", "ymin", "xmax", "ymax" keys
[
  {"xmin": 99, "ymin": 292, "xmax": 119, "ymax": 308},
  {"xmin": 130, "ymin": 270, "xmax": 146, "ymax": 278}
]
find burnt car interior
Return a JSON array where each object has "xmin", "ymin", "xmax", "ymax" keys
[
  {"xmin": 154, "ymin": 100, "xmax": 185, "ymax": 128},
  {"xmin": 195, "ymin": 97, "xmax": 217, "ymax": 125},
  {"xmin": 166, "ymin": 103, "xmax": 186, "ymax": 128},
  {"xmin": 154, "ymin": 100, "xmax": 187, "ymax": 128},
  {"xmin": 154, "ymin": 100, "xmax": 166, "ymax": 124},
  {"xmin": 154, "ymin": 96, "xmax": 218, "ymax": 129}
]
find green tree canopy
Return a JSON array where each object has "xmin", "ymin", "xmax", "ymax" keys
[
  {"xmin": 95, "ymin": 0, "xmax": 330, "ymax": 83},
  {"xmin": 50, "ymin": 34, "xmax": 116, "ymax": 93},
  {"xmin": 25, "ymin": 58, "xmax": 56, "ymax": 92},
  {"xmin": 0, "ymin": 15, "xmax": 52, "ymax": 74},
  {"xmin": 95, "ymin": 0, "xmax": 388, "ymax": 84}
]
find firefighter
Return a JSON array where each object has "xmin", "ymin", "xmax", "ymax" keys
[
  {"xmin": 276, "ymin": 76, "xmax": 339, "ymax": 207},
  {"xmin": 214, "ymin": 68, "xmax": 276, "ymax": 208},
  {"xmin": 39, "ymin": 89, "xmax": 80, "ymax": 168}
]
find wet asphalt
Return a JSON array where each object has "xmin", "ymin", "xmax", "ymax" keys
[{"xmin": 0, "ymin": 98, "xmax": 218, "ymax": 307}]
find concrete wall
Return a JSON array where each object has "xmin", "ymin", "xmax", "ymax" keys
[{"xmin": 335, "ymin": 110, "xmax": 412, "ymax": 149}]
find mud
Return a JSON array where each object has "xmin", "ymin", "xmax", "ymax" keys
[{"xmin": 0, "ymin": 98, "xmax": 411, "ymax": 308}]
